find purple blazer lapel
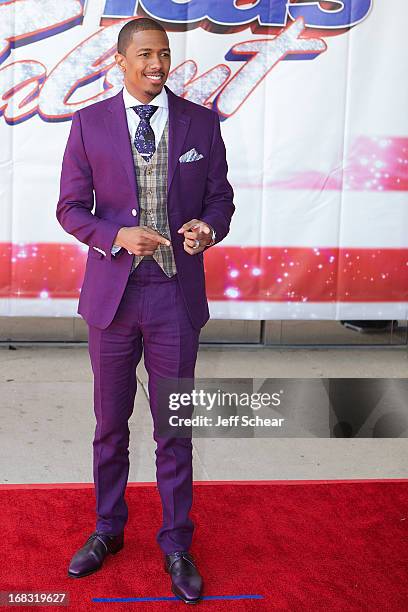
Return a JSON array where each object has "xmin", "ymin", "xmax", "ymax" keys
[
  {"xmin": 104, "ymin": 90, "xmax": 137, "ymax": 201},
  {"xmin": 103, "ymin": 85, "xmax": 191, "ymax": 206},
  {"xmin": 165, "ymin": 84, "xmax": 191, "ymax": 195}
]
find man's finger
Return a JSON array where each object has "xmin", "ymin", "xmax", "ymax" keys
[
  {"xmin": 179, "ymin": 222, "xmax": 210, "ymax": 236},
  {"xmin": 177, "ymin": 219, "xmax": 200, "ymax": 234},
  {"xmin": 185, "ymin": 237, "xmax": 199, "ymax": 248},
  {"xmin": 188, "ymin": 222, "xmax": 210, "ymax": 235},
  {"xmin": 157, "ymin": 234, "xmax": 171, "ymax": 246},
  {"xmin": 183, "ymin": 242, "xmax": 204, "ymax": 255},
  {"xmin": 184, "ymin": 226, "xmax": 209, "ymax": 238},
  {"xmin": 140, "ymin": 227, "xmax": 171, "ymax": 246},
  {"xmin": 184, "ymin": 230, "xmax": 199, "ymax": 240}
]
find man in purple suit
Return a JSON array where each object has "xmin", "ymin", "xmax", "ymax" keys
[{"xmin": 56, "ymin": 17, "xmax": 234, "ymax": 603}]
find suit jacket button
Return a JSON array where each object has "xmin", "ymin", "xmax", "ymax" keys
[{"xmin": 131, "ymin": 209, "xmax": 137, "ymax": 216}]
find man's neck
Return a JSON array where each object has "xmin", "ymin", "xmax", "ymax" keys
[{"xmin": 124, "ymin": 82, "xmax": 163, "ymax": 104}]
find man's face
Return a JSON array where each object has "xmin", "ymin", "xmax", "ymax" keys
[{"xmin": 116, "ymin": 28, "xmax": 171, "ymax": 103}]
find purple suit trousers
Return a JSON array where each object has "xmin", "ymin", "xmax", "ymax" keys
[{"xmin": 88, "ymin": 259, "xmax": 200, "ymax": 553}]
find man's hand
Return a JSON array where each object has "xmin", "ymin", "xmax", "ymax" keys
[
  {"xmin": 114, "ymin": 226, "xmax": 170, "ymax": 255},
  {"xmin": 177, "ymin": 219, "xmax": 213, "ymax": 255}
]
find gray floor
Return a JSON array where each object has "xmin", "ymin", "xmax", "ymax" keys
[{"xmin": 1, "ymin": 345, "xmax": 407, "ymax": 484}]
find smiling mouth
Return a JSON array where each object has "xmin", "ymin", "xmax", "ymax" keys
[{"xmin": 144, "ymin": 74, "xmax": 164, "ymax": 83}]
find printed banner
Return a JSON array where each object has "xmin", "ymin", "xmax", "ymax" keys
[{"xmin": 0, "ymin": 0, "xmax": 407, "ymax": 320}]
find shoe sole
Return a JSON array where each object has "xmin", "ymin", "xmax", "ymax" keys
[
  {"xmin": 67, "ymin": 543, "xmax": 124, "ymax": 579},
  {"xmin": 68, "ymin": 567, "xmax": 100, "ymax": 579},
  {"xmin": 171, "ymin": 585, "xmax": 201, "ymax": 604}
]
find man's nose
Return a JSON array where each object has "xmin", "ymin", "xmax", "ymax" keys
[{"xmin": 148, "ymin": 56, "xmax": 164, "ymax": 70}]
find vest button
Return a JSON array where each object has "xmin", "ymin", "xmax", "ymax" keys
[{"xmin": 131, "ymin": 209, "xmax": 137, "ymax": 216}]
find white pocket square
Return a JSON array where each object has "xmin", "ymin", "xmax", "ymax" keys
[{"xmin": 179, "ymin": 148, "xmax": 204, "ymax": 163}]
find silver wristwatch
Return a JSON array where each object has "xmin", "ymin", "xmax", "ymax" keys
[{"xmin": 206, "ymin": 225, "xmax": 216, "ymax": 248}]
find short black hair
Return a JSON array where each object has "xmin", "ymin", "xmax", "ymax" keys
[{"xmin": 117, "ymin": 17, "xmax": 168, "ymax": 56}]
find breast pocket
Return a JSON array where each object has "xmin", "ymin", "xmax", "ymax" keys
[
  {"xmin": 88, "ymin": 248, "xmax": 104, "ymax": 260},
  {"xmin": 179, "ymin": 157, "xmax": 206, "ymax": 173}
]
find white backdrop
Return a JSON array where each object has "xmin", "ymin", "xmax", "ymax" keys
[{"xmin": 0, "ymin": 0, "xmax": 407, "ymax": 320}]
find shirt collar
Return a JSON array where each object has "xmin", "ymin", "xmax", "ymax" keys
[{"xmin": 122, "ymin": 84, "xmax": 168, "ymax": 110}]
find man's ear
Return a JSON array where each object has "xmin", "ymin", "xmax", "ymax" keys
[{"xmin": 115, "ymin": 52, "xmax": 126, "ymax": 72}]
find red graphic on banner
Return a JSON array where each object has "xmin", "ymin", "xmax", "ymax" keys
[{"xmin": 0, "ymin": 244, "xmax": 407, "ymax": 302}]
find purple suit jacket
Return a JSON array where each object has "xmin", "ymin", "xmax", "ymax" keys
[{"xmin": 56, "ymin": 85, "xmax": 235, "ymax": 330}]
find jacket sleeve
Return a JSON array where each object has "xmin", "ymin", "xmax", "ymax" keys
[
  {"xmin": 56, "ymin": 110, "xmax": 123, "ymax": 261},
  {"xmin": 200, "ymin": 111, "xmax": 235, "ymax": 247}
]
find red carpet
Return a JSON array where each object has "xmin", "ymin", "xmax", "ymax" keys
[{"xmin": 1, "ymin": 480, "xmax": 407, "ymax": 610}]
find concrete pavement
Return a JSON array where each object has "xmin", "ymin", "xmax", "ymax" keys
[{"xmin": 1, "ymin": 345, "xmax": 407, "ymax": 484}]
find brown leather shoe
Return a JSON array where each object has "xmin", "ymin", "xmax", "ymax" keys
[
  {"xmin": 68, "ymin": 531, "xmax": 124, "ymax": 578},
  {"xmin": 164, "ymin": 551, "xmax": 203, "ymax": 604}
]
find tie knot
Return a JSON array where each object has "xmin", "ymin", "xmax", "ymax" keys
[{"xmin": 132, "ymin": 104, "xmax": 158, "ymax": 121}]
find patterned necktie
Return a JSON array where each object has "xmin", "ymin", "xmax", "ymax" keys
[{"xmin": 132, "ymin": 105, "xmax": 158, "ymax": 162}]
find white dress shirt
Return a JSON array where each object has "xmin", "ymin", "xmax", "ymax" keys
[{"xmin": 112, "ymin": 84, "xmax": 169, "ymax": 254}]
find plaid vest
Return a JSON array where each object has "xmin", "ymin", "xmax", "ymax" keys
[{"xmin": 130, "ymin": 118, "xmax": 177, "ymax": 277}]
